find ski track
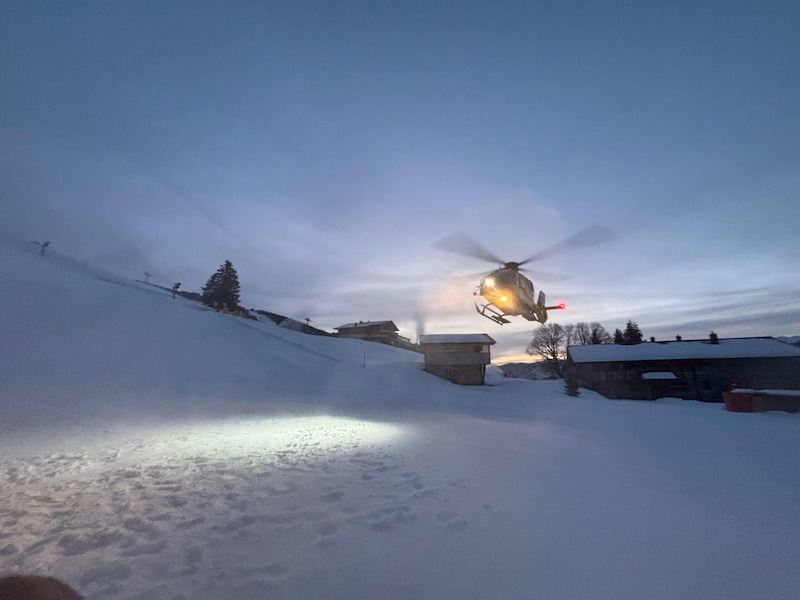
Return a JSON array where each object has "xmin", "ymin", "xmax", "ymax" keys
[{"xmin": 0, "ymin": 417, "xmax": 478, "ymax": 599}]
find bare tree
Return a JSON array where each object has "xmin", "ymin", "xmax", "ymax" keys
[
  {"xmin": 590, "ymin": 322, "xmax": 612, "ymax": 344},
  {"xmin": 527, "ymin": 323, "xmax": 565, "ymax": 377},
  {"xmin": 573, "ymin": 322, "xmax": 593, "ymax": 345},
  {"xmin": 562, "ymin": 323, "xmax": 576, "ymax": 349}
]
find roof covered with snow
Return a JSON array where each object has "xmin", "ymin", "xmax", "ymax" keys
[
  {"xmin": 335, "ymin": 320, "xmax": 398, "ymax": 331},
  {"xmin": 568, "ymin": 337, "xmax": 800, "ymax": 363},
  {"xmin": 419, "ymin": 334, "xmax": 496, "ymax": 345}
]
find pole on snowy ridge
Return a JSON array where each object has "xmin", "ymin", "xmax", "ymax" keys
[{"xmin": 32, "ymin": 240, "xmax": 50, "ymax": 255}]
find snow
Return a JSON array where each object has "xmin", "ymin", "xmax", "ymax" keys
[
  {"xmin": 2, "ymin": 231, "xmax": 800, "ymax": 599},
  {"xmin": 334, "ymin": 320, "xmax": 397, "ymax": 331},
  {"xmin": 569, "ymin": 337, "xmax": 800, "ymax": 362},
  {"xmin": 641, "ymin": 371, "xmax": 678, "ymax": 380},
  {"xmin": 418, "ymin": 333, "xmax": 496, "ymax": 345}
]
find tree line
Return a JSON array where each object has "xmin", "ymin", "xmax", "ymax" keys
[{"xmin": 527, "ymin": 320, "xmax": 644, "ymax": 377}]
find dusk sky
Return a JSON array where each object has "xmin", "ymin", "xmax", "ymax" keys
[{"xmin": 3, "ymin": 1, "xmax": 798, "ymax": 362}]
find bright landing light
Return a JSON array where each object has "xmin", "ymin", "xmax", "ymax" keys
[{"xmin": 95, "ymin": 416, "xmax": 407, "ymax": 465}]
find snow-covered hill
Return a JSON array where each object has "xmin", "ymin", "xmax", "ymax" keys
[
  {"xmin": 2, "ymin": 232, "xmax": 799, "ymax": 600},
  {"xmin": 778, "ymin": 335, "xmax": 800, "ymax": 347},
  {"xmin": 497, "ymin": 361, "xmax": 554, "ymax": 380}
]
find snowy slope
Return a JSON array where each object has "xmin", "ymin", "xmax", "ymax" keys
[
  {"xmin": 2, "ymin": 232, "xmax": 799, "ymax": 600},
  {"xmin": 1, "ymin": 233, "xmax": 429, "ymax": 425},
  {"xmin": 777, "ymin": 335, "xmax": 800, "ymax": 346}
]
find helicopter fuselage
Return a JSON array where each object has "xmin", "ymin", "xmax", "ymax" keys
[
  {"xmin": 478, "ymin": 268, "xmax": 534, "ymax": 317},
  {"xmin": 432, "ymin": 228, "xmax": 598, "ymax": 326},
  {"xmin": 475, "ymin": 267, "xmax": 562, "ymax": 325}
]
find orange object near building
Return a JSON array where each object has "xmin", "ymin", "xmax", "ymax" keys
[{"xmin": 723, "ymin": 391, "xmax": 755, "ymax": 412}]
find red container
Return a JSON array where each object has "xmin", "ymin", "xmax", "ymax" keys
[{"xmin": 723, "ymin": 392, "xmax": 755, "ymax": 412}]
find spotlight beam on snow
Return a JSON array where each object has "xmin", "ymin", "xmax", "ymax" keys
[{"xmin": 88, "ymin": 415, "xmax": 409, "ymax": 467}]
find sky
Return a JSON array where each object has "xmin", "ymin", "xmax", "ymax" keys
[{"xmin": 3, "ymin": 0, "xmax": 799, "ymax": 362}]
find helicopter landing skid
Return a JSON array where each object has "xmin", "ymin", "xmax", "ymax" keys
[{"xmin": 475, "ymin": 302, "xmax": 511, "ymax": 325}]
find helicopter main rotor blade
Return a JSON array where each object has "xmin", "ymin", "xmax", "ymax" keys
[
  {"xmin": 459, "ymin": 266, "xmax": 568, "ymax": 283},
  {"xmin": 432, "ymin": 231, "xmax": 506, "ymax": 265},
  {"xmin": 519, "ymin": 268, "xmax": 572, "ymax": 283},
  {"xmin": 518, "ymin": 224, "xmax": 614, "ymax": 266}
]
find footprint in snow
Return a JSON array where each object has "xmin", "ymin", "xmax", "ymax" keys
[
  {"xmin": 302, "ymin": 509, "xmax": 329, "ymax": 522},
  {"xmin": 211, "ymin": 514, "xmax": 261, "ymax": 533},
  {"xmin": 316, "ymin": 521, "xmax": 339, "ymax": 536},
  {"xmin": 119, "ymin": 539, "xmax": 168, "ymax": 557},
  {"xmin": 321, "ymin": 489, "xmax": 344, "ymax": 502},
  {"xmin": 436, "ymin": 511, "xmax": 467, "ymax": 531},
  {"xmin": 367, "ymin": 505, "xmax": 417, "ymax": 532},
  {"xmin": 77, "ymin": 561, "xmax": 132, "ymax": 587},
  {"xmin": 58, "ymin": 529, "xmax": 128, "ymax": 556},
  {"xmin": 175, "ymin": 516, "xmax": 206, "ymax": 529},
  {"xmin": 185, "ymin": 545, "xmax": 203, "ymax": 564}
]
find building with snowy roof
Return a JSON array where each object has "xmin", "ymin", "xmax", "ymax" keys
[
  {"xmin": 419, "ymin": 333, "xmax": 496, "ymax": 385},
  {"xmin": 335, "ymin": 320, "xmax": 400, "ymax": 343},
  {"xmin": 567, "ymin": 336, "xmax": 800, "ymax": 401},
  {"xmin": 334, "ymin": 320, "xmax": 418, "ymax": 351}
]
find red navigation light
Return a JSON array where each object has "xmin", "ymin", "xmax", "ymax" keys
[{"xmin": 558, "ymin": 303, "xmax": 566, "ymax": 310}]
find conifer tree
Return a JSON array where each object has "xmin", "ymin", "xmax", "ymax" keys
[
  {"xmin": 563, "ymin": 363, "xmax": 581, "ymax": 397},
  {"xmin": 622, "ymin": 320, "xmax": 643, "ymax": 344},
  {"xmin": 201, "ymin": 260, "xmax": 241, "ymax": 310},
  {"xmin": 589, "ymin": 322, "xmax": 612, "ymax": 344},
  {"xmin": 613, "ymin": 328, "xmax": 625, "ymax": 344}
]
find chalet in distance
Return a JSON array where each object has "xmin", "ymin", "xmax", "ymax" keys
[
  {"xmin": 567, "ymin": 336, "xmax": 800, "ymax": 401},
  {"xmin": 419, "ymin": 333, "xmax": 496, "ymax": 385},
  {"xmin": 334, "ymin": 320, "xmax": 406, "ymax": 345}
]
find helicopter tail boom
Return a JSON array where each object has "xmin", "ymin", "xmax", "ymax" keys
[{"xmin": 530, "ymin": 291, "xmax": 550, "ymax": 324}]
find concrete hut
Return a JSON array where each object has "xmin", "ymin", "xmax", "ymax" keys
[{"xmin": 419, "ymin": 333, "xmax": 496, "ymax": 385}]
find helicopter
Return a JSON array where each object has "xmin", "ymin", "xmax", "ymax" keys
[{"xmin": 433, "ymin": 225, "xmax": 613, "ymax": 325}]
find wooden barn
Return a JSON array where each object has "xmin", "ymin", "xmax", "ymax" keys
[
  {"xmin": 419, "ymin": 333, "xmax": 496, "ymax": 385},
  {"xmin": 334, "ymin": 321, "xmax": 400, "ymax": 344},
  {"xmin": 567, "ymin": 336, "xmax": 800, "ymax": 401},
  {"xmin": 334, "ymin": 321, "xmax": 401, "ymax": 345}
]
